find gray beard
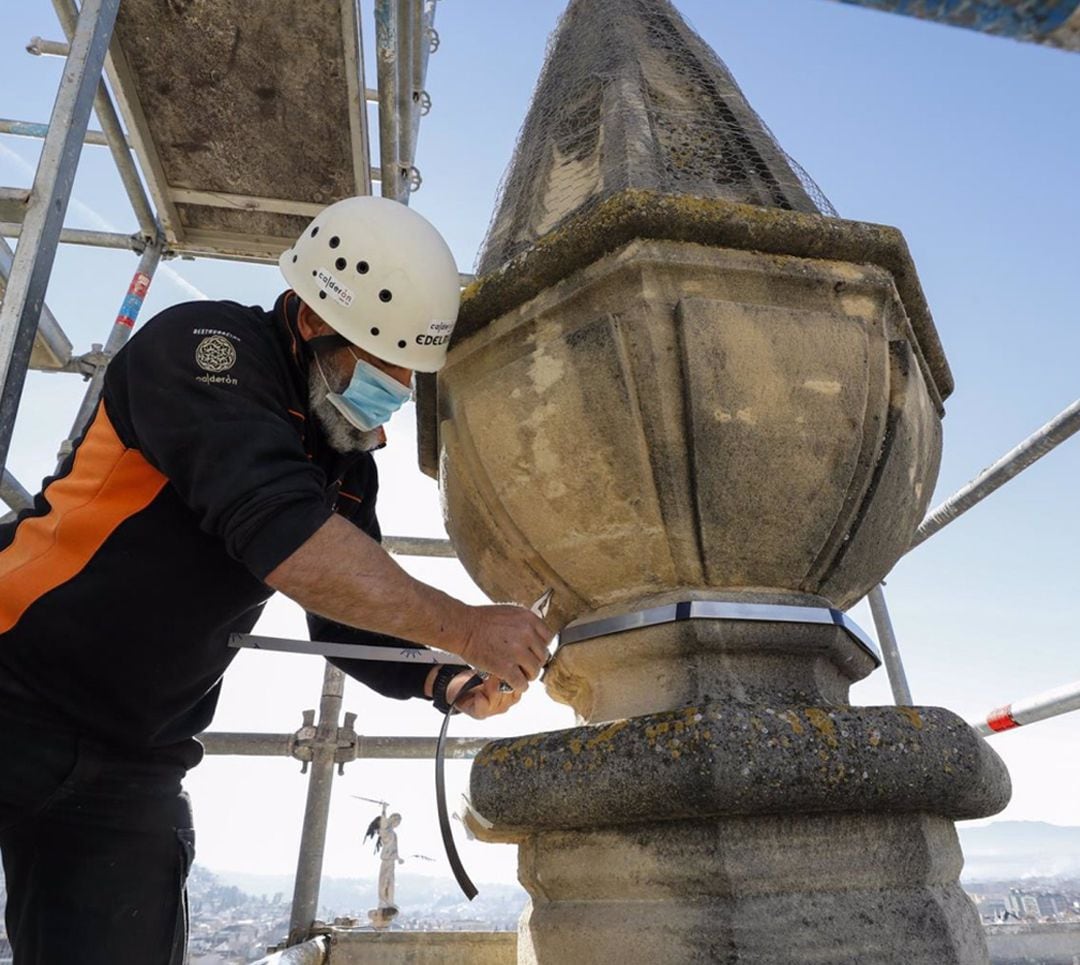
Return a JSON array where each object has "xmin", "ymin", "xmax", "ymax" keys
[{"xmin": 308, "ymin": 367, "xmax": 384, "ymax": 454}]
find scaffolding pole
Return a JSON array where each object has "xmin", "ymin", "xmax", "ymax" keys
[
  {"xmin": 0, "ymin": 233, "xmax": 73, "ymax": 373},
  {"xmin": 287, "ymin": 663, "xmax": 346, "ymax": 947},
  {"xmin": 0, "ymin": 116, "xmax": 113, "ymax": 148},
  {"xmin": 50, "ymin": 0, "xmax": 157, "ymax": 241},
  {"xmin": 26, "ymin": 36, "xmax": 73, "ymax": 58},
  {"xmin": 0, "ymin": 0, "xmax": 122, "ymax": 474},
  {"xmin": 201, "ymin": 732, "xmax": 296, "ymax": 757},
  {"xmin": 55, "ymin": 236, "xmax": 163, "ymax": 468},
  {"xmin": 911, "ymin": 397, "xmax": 1080, "ymax": 550},
  {"xmin": 869, "ymin": 397, "xmax": 1080, "ymax": 694},
  {"xmin": 0, "ymin": 468, "xmax": 33, "ymax": 514},
  {"xmin": 339, "ymin": 0, "xmax": 373, "ymax": 195},
  {"xmin": 396, "ymin": 0, "xmax": 416, "ymax": 179},
  {"xmin": 866, "ymin": 584, "xmax": 913, "ymax": 705},
  {"xmin": 0, "ymin": 222, "xmax": 145, "ymax": 252},
  {"xmin": 974, "ymin": 679, "xmax": 1080, "ymax": 737},
  {"xmin": 199, "ymin": 731, "xmax": 492, "ymax": 759},
  {"xmin": 409, "ymin": 0, "xmax": 437, "ymax": 162},
  {"xmin": 375, "ymin": 0, "xmax": 404, "ymax": 202}
]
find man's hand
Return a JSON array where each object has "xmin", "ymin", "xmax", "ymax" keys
[
  {"xmin": 448, "ymin": 672, "xmax": 522, "ymax": 719},
  {"xmin": 267, "ymin": 518, "xmax": 557, "ymax": 683},
  {"xmin": 457, "ymin": 604, "xmax": 552, "ymax": 693}
]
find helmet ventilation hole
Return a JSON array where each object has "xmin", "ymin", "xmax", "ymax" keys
[
  {"xmin": 329, "ymin": 236, "xmax": 340, "ymax": 249},
  {"xmin": 311, "ymin": 270, "xmax": 317, "ymax": 277},
  {"xmin": 311, "ymin": 226, "xmax": 319, "ymax": 238},
  {"xmin": 356, "ymin": 261, "xmax": 369, "ymax": 274},
  {"xmin": 335, "ymin": 257, "xmax": 346, "ymax": 271},
  {"xmin": 371, "ymin": 327, "xmax": 380, "ymax": 336},
  {"xmin": 291, "ymin": 253, "xmax": 297, "ymax": 263},
  {"xmin": 397, "ymin": 340, "xmax": 407, "ymax": 349},
  {"xmin": 379, "ymin": 290, "xmax": 393, "ymax": 302},
  {"xmin": 318, "ymin": 291, "xmax": 327, "ymax": 300}
]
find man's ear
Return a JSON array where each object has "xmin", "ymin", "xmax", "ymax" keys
[{"xmin": 296, "ymin": 300, "xmax": 332, "ymax": 341}]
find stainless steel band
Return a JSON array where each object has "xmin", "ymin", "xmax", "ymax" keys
[
  {"xmin": 558, "ymin": 600, "xmax": 881, "ymax": 666},
  {"xmin": 234, "ymin": 602, "xmax": 881, "ymax": 668}
]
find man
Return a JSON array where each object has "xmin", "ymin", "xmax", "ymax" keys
[{"xmin": 0, "ymin": 196, "xmax": 551, "ymax": 963}]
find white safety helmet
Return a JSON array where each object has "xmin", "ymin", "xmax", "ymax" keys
[{"xmin": 279, "ymin": 196, "xmax": 460, "ymax": 373}]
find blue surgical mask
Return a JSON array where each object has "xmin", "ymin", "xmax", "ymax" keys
[{"xmin": 318, "ymin": 352, "xmax": 412, "ymax": 431}]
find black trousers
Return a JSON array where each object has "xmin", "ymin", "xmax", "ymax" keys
[{"xmin": 0, "ymin": 708, "xmax": 194, "ymax": 965}]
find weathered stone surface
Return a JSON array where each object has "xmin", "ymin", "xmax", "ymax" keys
[
  {"xmin": 415, "ymin": 191, "xmax": 953, "ymax": 483},
  {"xmin": 518, "ymin": 881, "xmax": 986, "ymax": 965},
  {"xmin": 510, "ymin": 815, "xmax": 988, "ymax": 965},
  {"xmin": 822, "ymin": 337, "xmax": 942, "ymax": 601},
  {"xmin": 470, "ymin": 702, "xmax": 1010, "ymax": 835},
  {"xmin": 518, "ymin": 813, "xmax": 966, "ymax": 898},
  {"xmin": 438, "ymin": 237, "xmax": 942, "ymax": 619}
]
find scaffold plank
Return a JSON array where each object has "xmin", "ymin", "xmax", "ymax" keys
[
  {"xmin": 0, "ymin": 187, "xmax": 30, "ymax": 223},
  {"xmin": 105, "ymin": 0, "xmax": 375, "ymax": 260}
]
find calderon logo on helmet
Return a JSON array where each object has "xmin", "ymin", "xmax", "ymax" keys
[{"xmin": 278, "ymin": 196, "xmax": 461, "ymax": 373}]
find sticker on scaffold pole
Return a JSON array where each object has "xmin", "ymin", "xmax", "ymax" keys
[{"xmin": 116, "ymin": 271, "xmax": 153, "ymax": 329}]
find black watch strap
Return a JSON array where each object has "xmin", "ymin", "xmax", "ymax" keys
[{"xmin": 431, "ymin": 664, "xmax": 463, "ymax": 714}]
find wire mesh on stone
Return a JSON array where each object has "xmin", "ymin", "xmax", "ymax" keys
[{"xmin": 476, "ymin": 0, "xmax": 837, "ymax": 276}]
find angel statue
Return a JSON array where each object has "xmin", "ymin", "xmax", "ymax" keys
[{"xmin": 364, "ymin": 806, "xmax": 405, "ymax": 912}]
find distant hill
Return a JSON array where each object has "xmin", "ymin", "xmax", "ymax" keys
[{"xmin": 958, "ymin": 821, "xmax": 1080, "ymax": 881}]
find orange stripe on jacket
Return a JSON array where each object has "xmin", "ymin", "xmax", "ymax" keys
[{"xmin": 0, "ymin": 404, "xmax": 167, "ymax": 634}]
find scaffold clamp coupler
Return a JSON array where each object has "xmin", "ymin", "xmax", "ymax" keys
[
  {"xmin": 335, "ymin": 711, "xmax": 359, "ymax": 775},
  {"xmin": 72, "ymin": 344, "xmax": 110, "ymax": 377},
  {"xmin": 291, "ymin": 709, "xmax": 317, "ymax": 773}
]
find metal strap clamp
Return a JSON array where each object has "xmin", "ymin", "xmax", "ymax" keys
[{"xmin": 558, "ymin": 600, "xmax": 881, "ymax": 666}]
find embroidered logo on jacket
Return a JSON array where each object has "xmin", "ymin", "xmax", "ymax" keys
[{"xmin": 195, "ymin": 335, "xmax": 237, "ymax": 373}]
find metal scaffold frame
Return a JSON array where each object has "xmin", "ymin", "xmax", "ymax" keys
[{"xmin": 1, "ymin": 0, "xmax": 1079, "ymax": 955}]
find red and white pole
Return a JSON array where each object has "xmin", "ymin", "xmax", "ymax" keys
[{"xmin": 974, "ymin": 679, "xmax": 1080, "ymax": 737}]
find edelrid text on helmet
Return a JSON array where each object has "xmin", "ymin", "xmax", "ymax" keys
[{"xmin": 279, "ymin": 196, "xmax": 460, "ymax": 373}]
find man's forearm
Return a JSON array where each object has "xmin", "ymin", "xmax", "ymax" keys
[{"xmin": 266, "ymin": 514, "xmax": 472, "ymax": 653}]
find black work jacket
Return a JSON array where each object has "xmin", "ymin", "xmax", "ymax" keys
[{"xmin": 0, "ymin": 293, "xmax": 430, "ymax": 760}]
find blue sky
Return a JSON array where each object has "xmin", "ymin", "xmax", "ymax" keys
[{"xmin": 2, "ymin": 0, "xmax": 1078, "ymax": 891}]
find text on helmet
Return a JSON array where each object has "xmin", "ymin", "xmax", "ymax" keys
[{"xmin": 316, "ymin": 269, "xmax": 354, "ymax": 308}]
